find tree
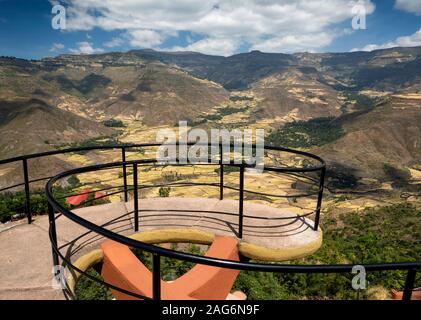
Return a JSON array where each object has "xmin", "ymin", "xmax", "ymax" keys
[{"xmin": 159, "ymin": 187, "xmax": 171, "ymax": 197}]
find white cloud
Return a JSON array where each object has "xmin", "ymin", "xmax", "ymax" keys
[
  {"xmin": 395, "ymin": 0, "xmax": 421, "ymax": 15},
  {"xmin": 103, "ymin": 37, "xmax": 124, "ymax": 48},
  {"xmin": 251, "ymin": 32, "xmax": 336, "ymax": 53},
  {"xmin": 69, "ymin": 41, "xmax": 104, "ymax": 54},
  {"xmin": 60, "ymin": 0, "xmax": 376, "ymax": 54},
  {"xmin": 170, "ymin": 37, "xmax": 240, "ymax": 56},
  {"xmin": 352, "ymin": 28, "xmax": 421, "ymax": 52},
  {"xmin": 127, "ymin": 29, "xmax": 164, "ymax": 48},
  {"xmin": 50, "ymin": 43, "xmax": 65, "ymax": 52}
]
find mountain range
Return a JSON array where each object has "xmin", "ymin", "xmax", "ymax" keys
[{"xmin": 0, "ymin": 46, "xmax": 420, "ymax": 188}]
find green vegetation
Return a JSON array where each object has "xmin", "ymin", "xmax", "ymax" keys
[
  {"xmin": 233, "ymin": 203, "xmax": 421, "ymax": 299},
  {"xmin": 60, "ymin": 136, "xmax": 125, "ymax": 154},
  {"xmin": 158, "ymin": 186, "xmax": 171, "ymax": 197},
  {"xmin": 217, "ymin": 106, "xmax": 245, "ymax": 116},
  {"xmin": 182, "ymin": 106, "xmax": 247, "ymax": 127},
  {"xmin": 267, "ymin": 117, "xmax": 345, "ymax": 149},
  {"xmin": 0, "ymin": 188, "xmax": 69, "ymax": 222},
  {"xmin": 326, "ymin": 166, "xmax": 359, "ymax": 190},
  {"xmin": 0, "ymin": 175, "xmax": 107, "ymax": 222},
  {"xmin": 67, "ymin": 175, "xmax": 81, "ymax": 188},
  {"xmin": 101, "ymin": 119, "xmax": 126, "ymax": 128},
  {"xmin": 74, "ymin": 268, "xmax": 113, "ymax": 300},
  {"xmin": 72, "ymin": 203, "xmax": 420, "ymax": 300},
  {"xmin": 229, "ymin": 96, "xmax": 254, "ymax": 102},
  {"xmin": 162, "ymin": 172, "xmax": 183, "ymax": 182},
  {"xmin": 344, "ymin": 92, "xmax": 383, "ymax": 110}
]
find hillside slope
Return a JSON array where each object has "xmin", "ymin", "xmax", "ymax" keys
[
  {"xmin": 316, "ymin": 97, "xmax": 421, "ymax": 180},
  {"xmin": 251, "ymin": 68, "xmax": 343, "ymax": 123},
  {"xmin": 0, "ymin": 99, "xmax": 113, "ymax": 158}
]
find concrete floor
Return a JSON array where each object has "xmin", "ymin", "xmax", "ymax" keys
[{"xmin": 0, "ymin": 197, "xmax": 321, "ymax": 299}]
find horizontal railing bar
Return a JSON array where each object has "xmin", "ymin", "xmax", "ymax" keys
[
  {"xmin": 46, "ymin": 182, "xmax": 421, "ymax": 273},
  {"xmin": 0, "ymin": 176, "xmax": 54, "ymax": 193},
  {"xmin": 125, "ymin": 209, "xmax": 312, "ymax": 228},
  {"xmin": 36, "ymin": 142, "xmax": 421, "ymax": 300},
  {"xmin": 121, "ymin": 182, "xmax": 320, "ymax": 199},
  {"xmin": 0, "ymin": 142, "xmax": 326, "ymax": 171},
  {"xmin": 0, "ymin": 182, "xmax": 26, "ymax": 192}
]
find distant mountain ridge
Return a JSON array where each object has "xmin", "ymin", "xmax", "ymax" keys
[
  {"xmin": 1, "ymin": 46, "xmax": 420, "ymax": 186},
  {"xmin": 123, "ymin": 46, "xmax": 421, "ymax": 91}
]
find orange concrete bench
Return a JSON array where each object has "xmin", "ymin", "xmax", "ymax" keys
[
  {"xmin": 101, "ymin": 236, "xmax": 240, "ymax": 300},
  {"xmin": 391, "ymin": 288, "xmax": 421, "ymax": 300}
]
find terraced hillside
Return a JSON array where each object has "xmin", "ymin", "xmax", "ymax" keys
[{"xmin": 0, "ymin": 46, "xmax": 420, "ymax": 194}]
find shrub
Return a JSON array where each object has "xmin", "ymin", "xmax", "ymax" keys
[
  {"xmin": 0, "ymin": 188, "xmax": 70, "ymax": 222},
  {"xmin": 267, "ymin": 117, "xmax": 345, "ymax": 148},
  {"xmin": 101, "ymin": 119, "xmax": 126, "ymax": 128},
  {"xmin": 158, "ymin": 187, "xmax": 171, "ymax": 197},
  {"xmin": 233, "ymin": 203, "xmax": 421, "ymax": 300},
  {"xmin": 75, "ymin": 268, "xmax": 113, "ymax": 300}
]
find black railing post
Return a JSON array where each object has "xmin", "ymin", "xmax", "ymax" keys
[
  {"xmin": 152, "ymin": 254, "xmax": 161, "ymax": 300},
  {"xmin": 219, "ymin": 143, "xmax": 224, "ymax": 200},
  {"xmin": 133, "ymin": 163, "xmax": 139, "ymax": 232},
  {"xmin": 121, "ymin": 147, "xmax": 128, "ymax": 202},
  {"xmin": 314, "ymin": 166, "xmax": 326, "ymax": 231},
  {"xmin": 47, "ymin": 203, "xmax": 59, "ymax": 267},
  {"xmin": 402, "ymin": 269, "xmax": 416, "ymax": 301},
  {"xmin": 22, "ymin": 158, "xmax": 32, "ymax": 224},
  {"xmin": 238, "ymin": 164, "xmax": 244, "ymax": 239}
]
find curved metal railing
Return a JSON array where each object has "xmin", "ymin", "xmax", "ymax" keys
[{"xmin": 0, "ymin": 142, "xmax": 419, "ymax": 300}]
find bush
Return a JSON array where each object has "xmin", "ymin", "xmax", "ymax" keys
[
  {"xmin": 0, "ymin": 188, "xmax": 70, "ymax": 222},
  {"xmin": 233, "ymin": 203, "xmax": 421, "ymax": 299},
  {"xmin": 229, "ymin": 96, "xmax": 253, "ymax": 102},
  {"xmin": 158, "ymin": 187, "xmax": 171, "ymax": 197},
  {"xmin": 67, "ymin": 175, "xmax": 81, "ymax": 188},
  {"xmin": 75, "ymin": 268, "xmax": 113, "ymax": 300},
  {"xmin": 0, "ymin": 185, "xmax": 110, "ymax": 222},
  {"xmin": 60, "ymin": 136, "xmax": 125, "ymax": 155},
  {"xmin": 72, "ymin": 204, "xmax": 421, "ymax": 300},
  {"xmin": 267, "ymin": 117, "xmax": 345, "ymax": 148},
  {"xmin": 102, "ymin": 119, "xmax": 126, "ymax": 128}
]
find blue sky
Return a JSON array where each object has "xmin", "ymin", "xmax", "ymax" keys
[{"xmin": 0, "ymin": 0, "xmax": 420, "ymax": 59}]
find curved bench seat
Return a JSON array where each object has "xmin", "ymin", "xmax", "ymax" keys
[
  {"xmin": 100, "ymin": 236, "xmax": 240, "ymax": 300},
  {"xmin": 391, "ymin": 288, "xmax": 421, "ymax": 300}
]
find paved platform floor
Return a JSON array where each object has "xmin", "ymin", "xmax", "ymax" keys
[
  {"xmin": 0, "ymin": 202, "xmax": 129, "ymax": 300},
  {"xmin": 0, "ymin": 197, "xmax": 321, "ymax": 299}
]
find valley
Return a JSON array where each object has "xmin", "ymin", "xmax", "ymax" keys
[{"xmin": 0, "ymin": 47, "xmax": 420, "ymax": 217}]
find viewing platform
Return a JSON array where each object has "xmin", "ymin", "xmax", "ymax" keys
[
  {"xmin": 0, "ymin": 142, "xmax": 418, "ymax": 300},
  {"xmin": 75, "ymin": 197, "xmax": 323, "ymax": 261}
]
